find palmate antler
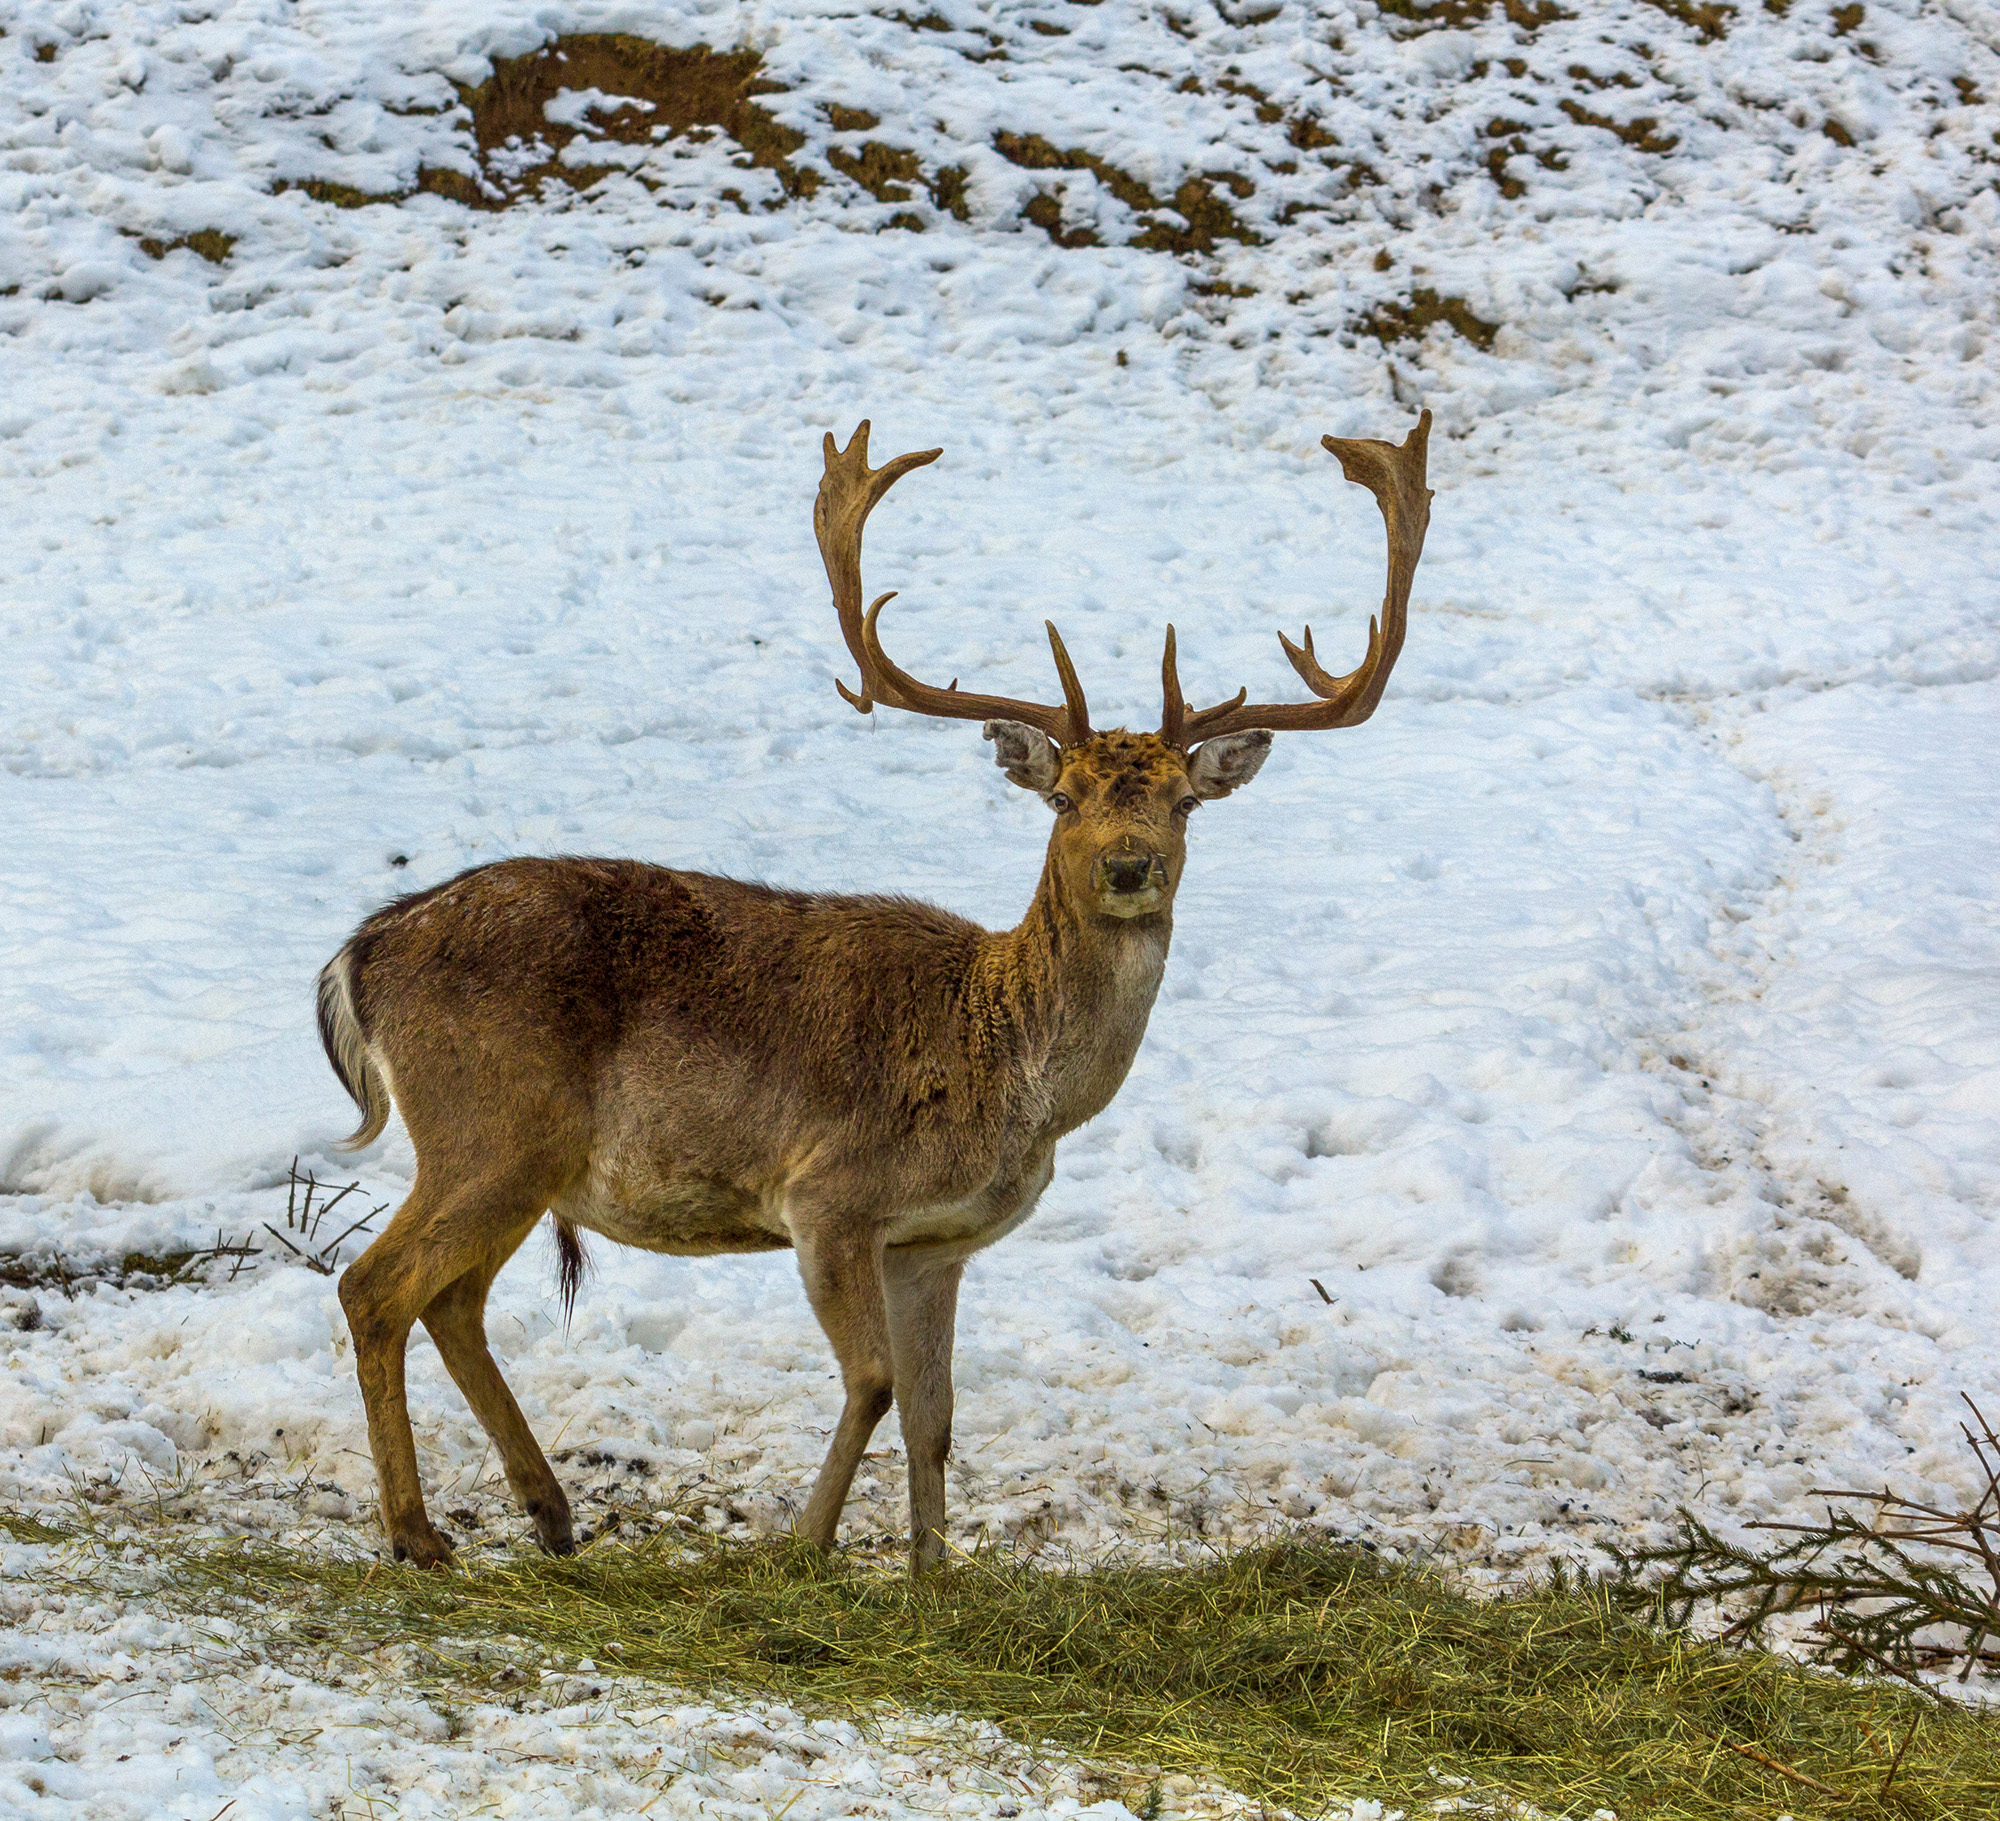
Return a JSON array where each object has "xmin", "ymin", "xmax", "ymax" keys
[
  {"xmin": 1158, "ymin": 409, "xmax": 1432, "ymax": 747},
  {"xmin": 815, "ymin": 422, "xmax": 1093, "ymax": 747}
]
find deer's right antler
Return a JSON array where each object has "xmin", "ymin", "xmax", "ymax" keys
[{"xmin": 816, "ymin": 422, "xmax": 1093, "ymax": 747}]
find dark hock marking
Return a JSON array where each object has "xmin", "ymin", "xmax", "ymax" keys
[{"xmin": 529, "ymin": 1494, "xmax": 576, "ymax": 1554}]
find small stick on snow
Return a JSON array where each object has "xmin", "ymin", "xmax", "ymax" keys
[{"xmin": 262, "ymin": 1224, "xmax": 334, "ymax": 1275}]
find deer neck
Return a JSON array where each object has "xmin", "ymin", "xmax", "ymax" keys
[{"xmin": 987, "ymin": 860, "xmax": 1172, "ymax": 1137}]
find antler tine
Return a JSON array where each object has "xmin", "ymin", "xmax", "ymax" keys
[
  {"xmin": 1045, "ymin": 621, "xmax": 1092, "ymax": 744},
  {"xmin": 1159, "ymin": 624, "xmax": 1242, "ymax": 750},
  {"xmin": 816, "ymin": 421, "xmax": 1092, "ymax": 746},
  {"xmin": 1164, "ymin": 408, "xmax": 1432, "ymax": 747},
  {"xmin": 815, "ymin": 420, "xmax": 943, "ymax": 714},
  {"xmin": 856, "ymin": 599, "xmax": 1090, "ymax": 746}
]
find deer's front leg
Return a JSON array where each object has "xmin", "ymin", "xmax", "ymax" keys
[
  {"xmin": 791, "ymin": 1211, "xmax": 894, "ymax": 1552},
  {"xmin": 885, "ymin": 1250, "xmax": 963, "ymax": 1572}
]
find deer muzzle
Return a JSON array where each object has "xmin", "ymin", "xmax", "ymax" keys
[{"xmin": 1092, "ymin": 849, "xmax": 1169, "ymax": 916}]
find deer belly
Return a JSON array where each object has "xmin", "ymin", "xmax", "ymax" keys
[
  {"xmin": 555, "ymin": 1171, "xmax": 791, "ymax": 1257},
  {"xmin": 881, "ymin": 1153, "xmax": 1055, "ymax": 1251}
]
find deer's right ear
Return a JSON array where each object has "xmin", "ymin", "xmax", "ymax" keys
[{"xmin": 984, "ymin": 720, "xmax": 1062, "ymax": 794}]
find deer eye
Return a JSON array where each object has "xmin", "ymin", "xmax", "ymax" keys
[
  {"xmin": 1176, "ymin": 795, "xmax": 1200, "ymax": 816},
  {"xmin": 1049, "ymin": 792, "xmax": 1074, "ymax": 813}
]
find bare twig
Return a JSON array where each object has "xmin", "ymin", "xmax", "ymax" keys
[
  {"xmin": 263, "ymin": 1224, "xmax": 335, "ymax": 1276},
  {"xmin": 1879, "ymin": 1709, "xmax": 1920, "ymax": 1798},
  {"xmin": 319, "ymin": 1207, "xmax": 383, "ymax": 1260},
  {"xmin": 309, "ymin": 1180, "xmax": 363, "ymax": 1240},
  {"xmin": 256, "ymin": 1164, "xmax": 383, "ymax": 1276},
  {"xmin": 1688, "ymin": 1731, "xmax": 1845, "ymax": 1799},
  {"xmin": 1820, "ymin": 1625, "xmax": 1945, "ymax": 1703}
]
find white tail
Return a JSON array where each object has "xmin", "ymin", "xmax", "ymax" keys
[{"xmin": 315, "ymin": 946, "xmax": 389, "ymax": 1152}]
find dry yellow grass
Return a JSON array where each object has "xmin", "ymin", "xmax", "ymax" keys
[{"xmin": 113, "ymin": 1528, "xmax": 1996, "ymax": 1818}]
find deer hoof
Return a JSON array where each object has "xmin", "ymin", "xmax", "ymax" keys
[{"xmin": 391, "ymin": 1523, "xmax": 455, "ymax": 1570}]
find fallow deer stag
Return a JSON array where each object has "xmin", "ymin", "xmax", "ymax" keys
[{"xmin": 320, "ymin": 411, "xmax": 1431, "ymax": 1569}]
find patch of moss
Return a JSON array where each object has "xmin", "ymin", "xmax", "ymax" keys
[
  {"xmin": 1373, "ymin": 0, "xmax": 1567, "ymax": 34},
  {"xmin": 136, "ymin": 229, "xmax": 236, "ymax": 264},
  {"xmin": 1558, "ymin": 98, "xmax": 1680, "ymax": 153},
  {"xmin": 1638, "ymin": 0, "xmax": 1736, "ymax": 40},
  {"xmin": 994, "ymin": 131, "xmax": 1159, "ymax": 212},
  {"xmin": 993, "ymin": 139, "xmax": 1261, "ymax": 253},
  {"xmin": 1132, "ymin": 175, "xmax": 1262, "ymax": 254},
  {"xmin": 415, "ymin": 36, "xmax": 811, "ymax": 209},
  {"xmin": 274, "ymin": 178, "xmax": 405, "ymax": 209},
  {"xmin": 1354, "ymin": 288, "xmax": 1500, "ymax": 351},
  {"xmin": 928, "ymin": 165, "xmax": 972, "ymax": 221},
  {"xmin": 828, "ymin": 140, "xmax": 925, "ymax": 204}
]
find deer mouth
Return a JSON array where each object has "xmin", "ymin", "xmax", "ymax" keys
[{"xmin": 1092, "ymin": 851, "xmax": 1169, "ymax": 917}]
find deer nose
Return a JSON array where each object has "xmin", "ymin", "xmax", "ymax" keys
[{"xmin": 1100, "ymin": 853, "xmax": 1163, "ymax": 895}]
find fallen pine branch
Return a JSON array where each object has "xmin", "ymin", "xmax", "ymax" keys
[{"xmin": 1615, "ymin": 1395, "xmax": 2000, "ymax": 1686}]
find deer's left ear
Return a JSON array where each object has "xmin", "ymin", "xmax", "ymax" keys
[{"xmin": 1187, "ymin": 729, "xmax": 1273, "ymax": 800}]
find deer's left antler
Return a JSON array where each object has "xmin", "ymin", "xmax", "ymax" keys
[{"xmin": 1159, "ymin": 409, "xmax": 1432, "ymax": 748}]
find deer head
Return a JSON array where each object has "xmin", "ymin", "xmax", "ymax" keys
[{"xmin": 814, "ymin": 414, "xmax": 1432, "ymax": 923}]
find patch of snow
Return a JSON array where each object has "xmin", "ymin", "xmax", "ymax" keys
[{"xmin": 2, "ymin": 0, "xmax": 1997, "ymax": 1809}]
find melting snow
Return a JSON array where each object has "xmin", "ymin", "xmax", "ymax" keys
[{"xmin": 2, "ymin": 0, "xmax": 1997, "ymax": 1811}]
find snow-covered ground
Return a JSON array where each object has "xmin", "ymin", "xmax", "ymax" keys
[
  {"xmin": 3, "ymin": 0, "xmax": 1998, "ymax": 1812},
  {"xmin": 0, "ymin": 1574, "xmax": 1244, "ymax": 1821}
]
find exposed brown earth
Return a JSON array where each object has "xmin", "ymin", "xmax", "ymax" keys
[
  {"xmin": 134, "ymin": 229, "xmax": 236, "ymax": 263},
  {"xmin": 242, "ymin": 30, "xmax": 1568, "ymax": 352},
  {"xmin": 1353, "ymin": 289, "xmax": 1501, "ymax": 352},
  {"xmin": 416, "ymin": 36, "xmax": 810, "ymax": 208}
]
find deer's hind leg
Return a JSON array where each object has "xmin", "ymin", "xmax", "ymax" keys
[
  {"xmin": 338, "ymin": 1164, "xmax": 562, "ymax": 1567},
  {"xmin": 420, "ymin": 1218, "xmax": 574, "ymax": 1556}
]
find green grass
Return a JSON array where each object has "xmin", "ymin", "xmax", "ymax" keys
[{"xmin": 123, "ymin": 1529, "xmax": 1997, "ymax": 1818}]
